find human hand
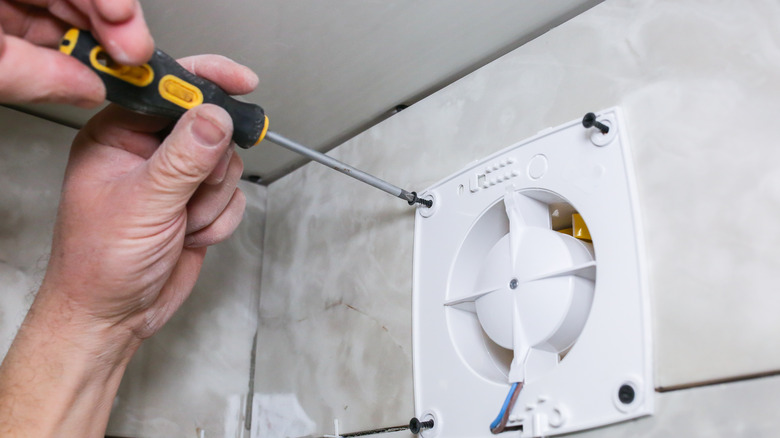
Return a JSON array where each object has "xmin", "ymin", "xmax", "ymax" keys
[
  {"xmin": 37, "ymin": 54, "xmax": 258, "ymax": 345},
  {"xmin": 0, "ymin": 55, "xmax": 258, "ymax": 438},
  {"xmin": 0, "ymin": 0, "xmax": 154, "ymax": 106}
]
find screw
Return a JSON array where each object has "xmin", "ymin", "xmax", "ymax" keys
[
  {"xmin": 618, "ymin": 384, "xmax": 635, "ymax": 404},
  {"xmin": 509, "ymin": 278, "xmax": 519, "ymax": 289},
  {"xmin": 582, "ymin": 112, "xmax": 610, "ymax": 134},
  {"xmin": 390, "ymin": 104, "xmax": 409, "ymax": 115},
  {"xmin": 408, "ymin": 191, "xmax": 433, "ymax": 208},
  {"xmin": 243, "ymin": 174, "xmax": 263, "ymax": 184},
  {"xmin": 409, "ymin": 417, "xmax": 434, "ymax": 434}
]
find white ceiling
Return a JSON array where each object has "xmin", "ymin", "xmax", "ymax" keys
[{"xmin": 14, "ymin": 0, "xmax": 601, "ymax": 183}]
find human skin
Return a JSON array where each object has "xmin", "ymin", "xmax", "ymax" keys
[
  {"xmin": 0, "ymin": 0, "xmax": 154, "ymax": 105},
  {"xmin": 0, "ymin": 52, "xmax": 259, "ymax": 438},
  {"xmin": 0, "ymin": 3, "xmax": 259, "ymax": 435}
]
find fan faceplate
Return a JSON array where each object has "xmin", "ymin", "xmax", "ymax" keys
[{"xmin": 413, "ymin": 108, "xmax": 652, "ymax": 438}]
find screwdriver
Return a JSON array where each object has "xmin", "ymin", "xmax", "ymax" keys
[{"xmin": 58, "ymin": 29, "xmax": 432, "ymax": 208}]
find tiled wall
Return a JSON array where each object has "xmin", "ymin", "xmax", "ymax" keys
[
  {"xmin": 6, "ymin": 0, "xmax": 780, "ymax": 435},
  {"xmin": 0, "ymin": 106, "xmax": 267, "ymax": 437},
  {"xmin": 257, "ymin": 0, "xmax": 780, "ymax": 435}
]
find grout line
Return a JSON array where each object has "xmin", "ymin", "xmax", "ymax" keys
[
  {"xmin": 244, "ymin": 330, "xmax": 258, "ymax": 432},
  {"xmin": 657, "ymin": 369, "xmax": 780, "ymax": 393}
]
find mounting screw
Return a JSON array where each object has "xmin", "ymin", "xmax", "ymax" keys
[
  {"xmin": 409, "ymin": 417, "xmax": 434, "ymax": 434},
  {"xmin": 509, "ymin": 278, "xmax": 519, "ymax": 289},
  {"xmin": 618, "ymin": 384, "xmax": 635, "ymax": 404},
  {"xmin": 408, "ymin": 191, "xmax": 433, "ymax": 208},
  {"xmin": 243, "ymin": 174, "xmax": 263, "ymax": 184},
  {"xmin": 582, "ymin": 112, "xmax": 610, "ymax": 135}
]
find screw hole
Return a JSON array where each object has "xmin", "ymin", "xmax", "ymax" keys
[{"xmin": 618, "ymin": 384, "xmax": 635, "ymax": 404}]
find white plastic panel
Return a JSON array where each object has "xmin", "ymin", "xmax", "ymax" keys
[{"xmin": 412, "ymin": 108, "xmax": 652, "ymax": 437}]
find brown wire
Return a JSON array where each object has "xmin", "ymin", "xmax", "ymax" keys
[{"xmin": 490, "ymin": 381, "xmax": 524, "ymax": 434}]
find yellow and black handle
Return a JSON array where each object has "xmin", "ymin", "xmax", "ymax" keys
[{"xmin": 59, "ymin": 28, "xmax": 269, "ymax": 148}]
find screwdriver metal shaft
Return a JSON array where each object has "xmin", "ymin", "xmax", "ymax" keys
[
  {"xmin": 58, "ymin": 29, "xmax": 431, "ymax": 208},
  {"xmin": 264, "ymin": 131, "xmax": 431, "ymax": 207}
]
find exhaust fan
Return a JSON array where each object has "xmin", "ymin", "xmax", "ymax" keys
[{"xmin": 412, "ymin": 108, "xmax": 652, "ymax": 437}]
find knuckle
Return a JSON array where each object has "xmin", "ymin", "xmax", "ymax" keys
[{"xmin": 159, "ymin": 143, "xmax": 210, "ymax": 181}]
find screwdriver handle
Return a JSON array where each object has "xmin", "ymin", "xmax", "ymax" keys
[{"xmin": 59, "ymin": 28, "xmax": 269, "ymax": 149}]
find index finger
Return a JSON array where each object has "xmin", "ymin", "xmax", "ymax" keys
[{"xmin": 76, "ymin": 0, "xmax": 154, "ymax": 65}]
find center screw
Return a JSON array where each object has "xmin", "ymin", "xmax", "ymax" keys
[{"xmin": 509, "ymin": 278, "xmax": 519, "ymax": 289}]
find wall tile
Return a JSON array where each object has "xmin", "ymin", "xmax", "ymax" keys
[{"xmin": 257, "ymin": 0, "xmax": 780, "ymax": 433}]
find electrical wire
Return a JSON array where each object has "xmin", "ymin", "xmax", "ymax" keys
[{"xmin": 490, "ymin": 381, "xmax": 524, "ymax": 434}]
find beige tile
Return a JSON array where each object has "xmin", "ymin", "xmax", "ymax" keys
[{"xmin": 257, "ymin": 0, "xmax": 780, "ymax": 433}]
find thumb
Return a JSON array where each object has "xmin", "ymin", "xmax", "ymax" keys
[
  {"xmin": 0, "ymin": 34, "xmax": 105, "ymax": 106},
  {"xmin": 141, "ymin": 104, "xmax": 233, "ymax": 211}
]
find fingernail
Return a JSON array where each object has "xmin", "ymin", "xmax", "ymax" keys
[
  {"xmin": 191, "ymin": 114, "xmax": 227, "ymax": 148},
  {"xmin": 104, "ymin": 39, "xmax": 132, "ymax": 65},
  {"xmin": 244, "ymin": 67, "xmax": 259, "ymax": 90}
]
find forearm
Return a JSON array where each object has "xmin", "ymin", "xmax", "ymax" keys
[{"xmin": 0, "ymin": 285, "xmax": 140, "ymax": 437}]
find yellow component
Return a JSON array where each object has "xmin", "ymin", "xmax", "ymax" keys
[
  {"xmin": 89, "ymin": 46, "xmax": 154, "ymax": 87},
  {"xmin": 59, "ymin": 28, "xmax": 80, "ymax": 56},
  {"xmin": 556, "ymin": 228, "xmax": 574, "ymax": 236},
  {"xmin": 158, "ymin": 74, "xmax": 204, "ymax": 109},
  {"xmin": 253, "ymin": 115, "xmax": 270, "ymax": 145},
  {"xmin": 572, "ymin": 213, "xmax": 592, "ymax": 241}
]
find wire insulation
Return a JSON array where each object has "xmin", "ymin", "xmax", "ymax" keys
[
  {"xmin": 490, "ymin": 383, "xmax": 517, "ymax": 430},
  {"xmin": 490, "ymin": 381, "xmax": 524, "ymax": 434}
]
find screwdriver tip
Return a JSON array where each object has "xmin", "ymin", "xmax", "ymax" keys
[{"xmin": 408, "ymin": 191, "xmax": 433, "ymax": 208}]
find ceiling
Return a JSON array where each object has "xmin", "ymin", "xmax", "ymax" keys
[{"xmin": 14, "ymin": 0, "xmax": 601, "ymax": 183}]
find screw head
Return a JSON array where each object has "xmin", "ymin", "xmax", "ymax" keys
[
  {"xmin": 409, "ymin": 417, "xmax": 422, "ymax": 434},
  {"xmin": 509, "ymin": 278, "xmax": 519, "ymax": 289},
  {"xmin": 582, "ymin": 112, "xmax": 597, "ymax": 128},
  {"xmin": 618, "ymin": 384, "xmax": 635, "ymax": 404}
]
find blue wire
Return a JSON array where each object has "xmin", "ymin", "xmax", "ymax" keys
[{"xmin": 490, "ymin": 382, "xmax": 518, "ymax": 430}]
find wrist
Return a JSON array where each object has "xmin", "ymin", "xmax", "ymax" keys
[
  {"xmin": 30, "ymin": 281, "xmax": 142, "ymax": 366},
  {"xmin": 0, "ymin": 283, "xmax": 141, "ymax": 437}
]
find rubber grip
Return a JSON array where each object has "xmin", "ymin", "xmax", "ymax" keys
[{"xmin": 59, "ymin": 29, "xmax": 267, "ymax": 149}]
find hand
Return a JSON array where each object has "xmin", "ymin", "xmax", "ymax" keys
[
  {"xmin": 0, "ymin": 55, "xmax": 258, "ymax": 437},
  {"xmin": 39, "ymin": 54, "xmax": 258, "ymax": 341},
  {"xmin": 0, "ymin": 0, "xmax": 154, "ymax": 106}
]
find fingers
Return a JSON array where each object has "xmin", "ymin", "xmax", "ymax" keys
[
  {"xmin": 0, "ymin": 34, "xmax": 104, "ymax": 106},
  {"xmin": 186, "ymin": 152, "xmax": 243, "ymax": 234},
  {"xmin": 93, "ymin": 0, "xmax": 135, "ymax": 22},
  {"xmin": 79, "ymin": 54, "xmax": 259, "ymax": 158},
  {"xmin": 133, "ymin": 246, "xmax": 207, "ymax": 339},
  {"xmin": 138, "ymin": 104, "xmax": 234, "ymax": 213},
  {"xmin": 45, "ymin": 0, "xmax": 91, "ymax": 30},
  {"xmin": 7, "ymin": 0, "xmax": 152, "ymax": 64},
  {"xmin": 184, "ymin": 189, "xmax": 246, "ymax": 248},
  {"xmin": 76, "ymin": 0, "xmax": 154, "ymax": 65},
  {"xmin": 204, "ymin": 146, "xmax": 234, "ymax": 186},
  {"xmin": 0, "ymin": 1, "xmax": 76, "ymax": 46},
  {"xmin": 81, "ymin": 105, "xmax": 170, "ymax": 157},
  {"xmin": 178, "ymin": 55, "xmax": 259, "ymax": 95}
]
